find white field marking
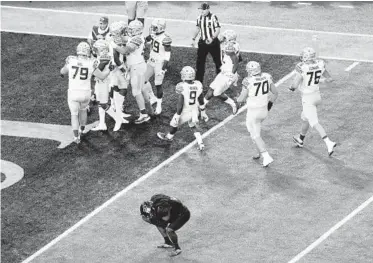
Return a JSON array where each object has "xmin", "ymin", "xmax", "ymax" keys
[
  {"xmin": 3, "ymin": 29, "xmax": 373, "ymax": 64},
  {"xmin": 297, "ymin": 2, "xmax": 312, "ymax": 6},
  {"xmin": 288, "ymin": 194, "xmax": 373, "ymax": 263},
  {"xmin": 0, "ymin": 160, "xmax": 24, "ymax": 189},
  {"xmin": 21, "ymin": 70, "xmax": 295, "ymax": 263},
  {"xmin": 0, "ymin": 120, "xmax": 99, "ymax": 149},
  {"xmin": 1, "ymin": 5, "xmax": 372, "ymax": 38},
  {"xmin": 345, "ymin": 62, "xmax": 360, "ymax": 71},
  {"xmin": 338, "ymin": 5, "xmax": 354, "ymax": 9}
]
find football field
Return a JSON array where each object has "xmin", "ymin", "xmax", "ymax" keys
[{"xmin": 1, "ymin": 2, "xmax": 373, "ymax": 263}]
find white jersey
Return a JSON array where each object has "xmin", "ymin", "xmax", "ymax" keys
[
  {"xmin": 242, "ymin": 73, "xmax": 273, "ymax": 108},
  {"xmin": 149, "ymin": 32, "xmax": 172, "ymax": 62},
  {"xmin": 295, "ymin": 59, "xmax": 326, "ymax": 94},
  {"xmin": 65, "ymin": 56, "xmax": 98, "ymax": 91},
  {"xmin": 175, "ymin": 80, "xmax": 203, "ymax": 111},
  {"xmin": 107, "ymin": 34, "xmax": 126, "ymax": 68},
  {"xmin": 126, "ymin": 35, "xmax": 145, "ymax": 66},
  {"xmin": 220, "ymin": 41, "xmax": 240, "ymax": 76}
]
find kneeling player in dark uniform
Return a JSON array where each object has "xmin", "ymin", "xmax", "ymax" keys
[{"xmin": 140, "ymin": 194, "xmax": 190, "ymax": 257}]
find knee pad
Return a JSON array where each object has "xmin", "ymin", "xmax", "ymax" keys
[
  {"xmin": 112, "ymin": 85, "xmax": 120, "ymax": 92},
  {"xmin": 99, "ymin": 103, "xmax": 110, "ymax": 111},
  {"xmin": 119, "ymin": 89, "xmax": 127, "ymax": 96}
]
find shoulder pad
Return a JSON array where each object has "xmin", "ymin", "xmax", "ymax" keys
[
  {"xmin": 129, "ymin": 36, "xmax": 143, "ymax": 47},
  {"xmin": 93, "ymin": 59, "xmax": 99, "ymax": 69},
  {"xmin": 175, "ymin": 83, "xmax": 184, "ymax": 94},
  {"xmin": 242, "ymin": 77, "xmax": 251, "ymax": 87},
  {"xmin": 295, "ymin": 62, "xmax": 304, "ymax": 73},
  {"xmin": 162, "ymin": 34, "xmax": 172, "ymax": 45},
  {"xmin": 65, "ymin": 55, "xmax": 76, "ymax": 64}
]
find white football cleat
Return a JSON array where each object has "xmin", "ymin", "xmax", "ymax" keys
[
  {"xmin": 135, "ymin": 114, "xmax": 151, "ymax": 124},
  {"xmin": 231, "ymin": 103, "xmax": 238, "ymax": 115},
  {"xmin": 198, "ymin": 143, "xmax": 205, "ymax": 151},
  {"xmin": 91, "ymin": 123, "xmax": 107, "ymax": 131},
  {"xmin": 73, "ymin": 136, "xmax": 80, "ymax": 144},
  {"xmin": 327, "ymin": 141, "xmax": 337, "ymax": 156},
  {"xmin": 262, "ymin": 155, "xmax": 274, "ymax": 167},
  {"xmin": 121, "ymin": 112, "xmax": 131, "ymax": 118},
  {"xmin": 155, "ymin": 105, "xmax": 162, "ymax": 115},
  {"xmin": 150, "ymin": 97, "xmax": 158, "ymax": 105},
  {"xmin": 201, "ymin": 111, "xmax": 209, "ymax": 122},
  {"xmin": 292, "ymin": 136, "xmax": 304, "ymax": 148},
  {"xmin": 157, "ymin": 132, "xmax": 173, "ymax": 142}
]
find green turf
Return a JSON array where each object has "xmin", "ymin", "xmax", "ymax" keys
[{"xmin": 1, "ymin": 32, "xmax": 297, "ymax": 263}]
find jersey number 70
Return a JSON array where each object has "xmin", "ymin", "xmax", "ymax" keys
[{"xmin": 254, "ymin": 80, "xmax": 269, "ymax": 96}]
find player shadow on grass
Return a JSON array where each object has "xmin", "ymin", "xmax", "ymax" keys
[{"xmin": 302, "ymin": 147, "xmax": 373, "ymax": 191}]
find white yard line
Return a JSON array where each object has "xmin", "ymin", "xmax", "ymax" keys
[
  {"xmin": 3, "ymin": 29, "xmax": 373, "ymax": 64},
  {"xmin": 345, "ymin": 62, "xmax": 360, "ymax": 71},
  {"xmin": 288, "ymin": 195, "xmax": 373, "ymax": 263},
  {"xmin": 20, "ymin": 65, "xmax": 296, "ymax": 263},
  {"xmin": 1, "ymin": 5, "xmax": 372, "ymax": 38},
  {"xmin": 338, "ymin": 5, "xmax": 354, "ymax": 9},
  {"xmin": 297, "ymin": 3, "xmax": 312, "ymax": 6}
]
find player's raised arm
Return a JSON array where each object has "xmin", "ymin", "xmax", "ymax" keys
[
  {"xmin": 92, "ymin": 60, "xmax": 111, "ymax": 80},
  {"xmin": 289, "ymin": 68, "xmax": 303, "ymax": 91},
  {"xmin": 60, "ymin": 56, "xmax": 71, "ymax": 77}
]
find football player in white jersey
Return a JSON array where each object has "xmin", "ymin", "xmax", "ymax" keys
[
  {"xmin": 144, "ymin": 18, "xmax": 172, "ymax": 115},
  {"xmin": 290, "ymin": 47, "xmax": 336, "ymax": 156},
  {"xmin": 108, "ymin": 21, "xmax": 132, "ymax": 131},
  {"xmin": 111, "ymin": 20, "xmax": 152, "ymax": 124},
  {"xmin": 60, "ymin": 42, "xmax": 111, "ymax": 143},
  {"xmin": 157, "ymin": 66, "xmax": 205, "ymax": 151},
  {"xmin": 90, "ymin": 39, "xmax": 120, "ymax": 131},
  {"xmin": 236, "ymin": 61, "xmax": 278, "ymax": 167},
  {"xmin": 200, "ymin": 40, "xmax": 239, "ymax": 122}
]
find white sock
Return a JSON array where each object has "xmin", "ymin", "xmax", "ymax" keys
[
  {"xmin": 203, "ymin": 98, "xmax": 209, "ymax": 107},
  {"xmin": 261, "ymin": 151, "xmax": 269, "ymax": 158},
  {"xmin": 114, "ymin": 92, "xmax": 124, "ymax": 113},
  {"xmin": 157, "ymin": 98, "xmax": 163, "ymax": 105},
  {"xmin": 194, "ymin": 132, "xmax": 203, "ymax": 145},
  {"xmin": 98, "ymin": 107, "xmax": 106, "ymax": 126},
  {"xmin": 106, "ymin": 105, "xmax": 116, "ymax": 120},
  {"xmin": 224, "ymin": 97, "xmax": 235, "ymax": 107},
  {"xmin": 166, "ymin": 133, "xmax": 174, "ymax": 139},
  {"xmin": 323, "ymin": 136, "xmax": 332, "ymax": 144}
]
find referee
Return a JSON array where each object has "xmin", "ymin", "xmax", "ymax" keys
[{"xmin": 191, "ymin": 2, "xmax": 222, "ymax": 84}]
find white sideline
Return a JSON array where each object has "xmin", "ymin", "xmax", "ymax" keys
[
  {"xmin": 288, "ymin": 194, "xmax": 373, "ymax": 263},
  {"xmin": 2, "ymin": 29, "xmax": 373, "ymax": 64},
  {"xmin": 344, "ymin": 62, "xmax": 359, "ymax": 71},
  {"xmin": 21, "ymin": 69, "xmax": 296, "ymax": 263},
  {"xmin": 1, "ymin": 5, "xmax": 373, "ymax": 38}
]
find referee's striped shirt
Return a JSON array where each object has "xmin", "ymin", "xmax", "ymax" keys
[{"xmin": 196, "ymin": 13, "xmax": 220, "ymax": 41}]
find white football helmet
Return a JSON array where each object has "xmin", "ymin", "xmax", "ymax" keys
[
  {"xmin": 301, "ymin": 47, "xmax": 316, "ymax": 62},
  {"xmin": 93, "ymin": 39, "xmax": 110, "ymax": 58},
  {"xmin": 180, "ymin": 66, "xmax": 196, "ymax": 81},
  {"xmin": 224, "ymin": 41, "xmax": 237, "ymax": 54},
  {"xmin": 128, "ymin": 20, "xmax": 144, "ymax": 37},
  {"xmin": 222, "ymin": 30, "xmax": 237, "ymax": 42},
  {"xmin": 246, "ymin": 61, "xmax": 261, "ymax": 76},
  {"xmin": 151, "ymin": 18, "xmax": 166, "ymax": 34},
  {"xmin": 76, "ymin": 42, "xmax": 91, "ymax": 57},
  {"xmin": 110, "ymin": 21, "xmax": 125, "ymax": 36}
]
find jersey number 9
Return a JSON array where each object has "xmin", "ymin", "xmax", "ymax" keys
[
  {"xmin": 189, "ymin": 91, "xmax": 197, "ymax": 105},
  {"xmin": 152, "ymin": 40, "xmax": 160, "ymax": 53}
]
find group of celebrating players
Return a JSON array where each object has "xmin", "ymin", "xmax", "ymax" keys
[{"xmin": 60, "ymin": 14, "xmax": 337, "ymax": 168}]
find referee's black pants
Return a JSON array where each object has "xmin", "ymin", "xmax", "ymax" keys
[{"xmin": 196, "ymin": 38, "xmax": 222, "ymax": 84}]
